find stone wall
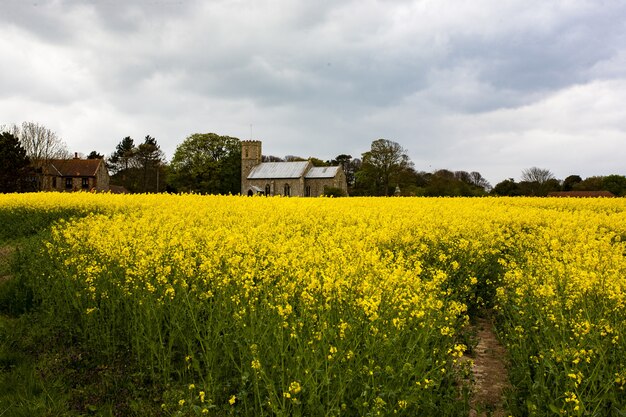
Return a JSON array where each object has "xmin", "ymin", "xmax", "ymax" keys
[
  {"xmin": 246, "ymin": 177, "xmax": 305, "ymax": 196},
  {"xmin": 305, "ymin": 168, "xmax": 348, "ymax": 196},
  {"xmin": 94, "ymin": 162, "xmax": 110, "ymax": 191},
  {"xmin": 241, "ymin": 140, "xmax": 262, "ymax": 194}
]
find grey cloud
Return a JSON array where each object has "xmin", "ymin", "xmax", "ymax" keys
[{"xmin": 2, "ymin": 0, "xmax": 626, "ymax": 185}]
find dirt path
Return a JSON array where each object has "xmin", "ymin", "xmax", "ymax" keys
[{"xmin": 468, "ymin": 316, "xmax": 510, "ymax": 417}]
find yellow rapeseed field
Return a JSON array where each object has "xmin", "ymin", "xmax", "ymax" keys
[{"xmin": 1, "ymin": 193, "xmax": 624, "ymax": 416}]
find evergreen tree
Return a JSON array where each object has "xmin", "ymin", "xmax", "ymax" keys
[{"xmin": 0, "ymin": 132, "xmax": 34, "ymax": 192}]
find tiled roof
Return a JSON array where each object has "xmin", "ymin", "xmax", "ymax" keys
[
  {"xmin": 247, "ymin": 161, "xmax": 310, "ymax": 179},
  {"xmin": 49, "ymin": 159, "xmax": 103, "ymax": 177},
  {"xmin": 305, "ymin": 166, "xmax": 340, "ymax": 179},
  {"xmin": 548, "ymin": 191, "xmax": 615, "ymax": 197}
]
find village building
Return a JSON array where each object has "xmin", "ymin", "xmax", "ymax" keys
[
  {"xmin": 39, "ymin": 153, "xmax": 110, "ymax": 192},
  {"xmin": 241, "ymin": 140, "xmax": 348, "ymax": 196}
]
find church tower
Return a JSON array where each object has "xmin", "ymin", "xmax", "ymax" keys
[{"xmin": 241, "ymin": 140, "xmax": 262, "ymax": 194}]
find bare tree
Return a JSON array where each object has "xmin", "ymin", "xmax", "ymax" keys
[
  {"xmin": 469, "ymin": 171, "xmax": 492, "ymax": 191},
  {"xmin": 262, "ymin": 155, "xmax": 285, "ymax": 162},
  {"xmin": 521, "ymin": 167, "xmax": 558, "ymax": 196},
  {"xmin": 284, "ymin": 155, "xmax": 306, "ymax": 162},
  {"xmin": 1, "ymin": 122, "xmax": 69, "ymax": 168},
  {"xmin": 521, "ymin": 167, "xmax": 555, "ymax": 184}
]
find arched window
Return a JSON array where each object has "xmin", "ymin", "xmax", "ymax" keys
[
  {"xmin": 284, "ymin": 183, "xmax": 290, "ymax": 197},
  {"xmin": 265, "ymin": 184, "xmax": 271, "ymax": 196}
]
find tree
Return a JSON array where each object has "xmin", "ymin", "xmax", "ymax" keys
[
  {"xmin": 308, "ymin": 157, "xmax": 329, "ymax": 167},
  {"xmin": 0, "ymin": 132, "xmax": 35, "ymax": 193},
  {"xmin": 1, "ymin": 122, "xmax": 69, "ymax": 169},
  {"xmin": 424, "ymin": 169, "xmax": 485, "ymax": 196},
  {"xmin": 108, "ymin": 136, "xmax": 166, "ymax": 193},
  {"xmin": 601, "ymin": 175, "xmax": 626, "ymax": 196},
  {"xmin": 468, "ymin": 171, "xmax": 491, "ymax": 191},
  {"xmin": 573, "ymin": 176, "xmax": 604, "ymax": 191},
  {"xmin": 521, "ymin": 167, "xmax": 555, "ymax": 183},
  {"xmin": 562, "ymin": 175, "xmax": 582, "ymax": 191},
  {"xmin": 169, "ymin": 133, "xmax": 241, "ymax": 194},
  {"xmin": 358, "ymin": 139, "xmax": 413, "ymax": 196},
  {"xmin": 491, "ymin": 179, "xmax": 521, "ymax": 196},
  {"xmin": 520, "ymin": 167, "xmax": 557, "ymax": 196},
  {"xmin": 262, "ymin": 155, "xmax": 284, "ymax": 162},
  {"xmin": 136, "ymin": 135, "xmax": 166, "ymax": 193},
  {"xmin": 108, "ymin": 136, "xmax": 137, "ymax": 174},
  {"xmin": 87, "ymin": 151, "xmax": 104, "ymax": 159},
  {"xmin": 329, "ymin": 154, "xmax": 360, "ymax": 189},
  {"xmin": 284, "ymin": 155, "xmax": 306, "ymax": 162}
]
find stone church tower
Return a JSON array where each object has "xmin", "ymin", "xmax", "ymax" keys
[{"xmin": 241, "ymin": 140, "xmax": 262, "ymax": 191}]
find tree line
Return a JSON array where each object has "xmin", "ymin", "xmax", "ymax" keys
[{"xmin": 1, "ymin": 122, "xmax": 625, "ymax": 196}]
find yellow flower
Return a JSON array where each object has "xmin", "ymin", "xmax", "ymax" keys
[
  {"xmin": 289, "ymin": 381, "xmax": 302, "ymax": 395},
  {"xmin": 229, "ymin": 395, "xmax": 236, "ymax": 405}
]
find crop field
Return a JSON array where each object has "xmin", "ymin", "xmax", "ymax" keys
[{"xmin": 1, "ymin": 194, "xmax": 625, "ymax": 416}]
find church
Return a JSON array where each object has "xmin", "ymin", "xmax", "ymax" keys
[{"xmin": 241, "ymin": 140, "xmax": 348, "ymax": 197}]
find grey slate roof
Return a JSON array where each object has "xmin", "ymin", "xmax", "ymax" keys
[
  {"xmin": 305, "ymin": 166, "xmax": 340, "ymax": 179},
  {"xmin": 247, "ymin": 161, "xmax": 310, "ymax": 179}
]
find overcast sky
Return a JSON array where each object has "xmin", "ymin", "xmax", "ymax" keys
[{"xmin": 1, "ymin": 0, "xmax": 625, "ymax": 185}]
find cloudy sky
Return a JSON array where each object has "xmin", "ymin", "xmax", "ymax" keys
[{"xmin": 1, "ymin": 0, "xmax": 625, "ymax": 185}]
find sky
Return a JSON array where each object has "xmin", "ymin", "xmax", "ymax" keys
[{"xmin": 1, "ymin": 0, "xmax": 625, "ymax": 186}]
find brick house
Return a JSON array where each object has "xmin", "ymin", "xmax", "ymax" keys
[
  {"xmin": 241, "ymin": 141, "xmax": 348, "ymax": 196},
  {"xmin": 40, "ymin": 154, "xmax": 110, "ymax": 192}
]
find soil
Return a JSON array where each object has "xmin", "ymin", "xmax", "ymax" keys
[{"xmin": 468, "ymin": 316, "xmax": 510, "ymax": 417}]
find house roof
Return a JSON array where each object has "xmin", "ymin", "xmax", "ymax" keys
[
  {"xmin": 247, "ymin": 161, "xmax": 310, "ymax": 179},
  {"xmin": 49, "ymin": 159, "xmax": 103, "ymax": 177},
  {"xmin": 548, "ymin": 191, "xmax": 615, "ymax": 198},
  {"xmin": 305, "ymin": 166, "xmax": 340, "ymax": 179}
]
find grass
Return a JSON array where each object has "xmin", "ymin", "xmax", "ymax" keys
[{"xmin": 0, "ymin": 239, "xmax": 166, "ymax": 416}]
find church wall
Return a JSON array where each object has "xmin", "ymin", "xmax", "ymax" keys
[
  {"xmin": 245, "ymin": 178, "xmax": 305, "ymax": 196},
  {"xmin": 305, "ymin": 168, "xmax": 348, "ymax": 196}
]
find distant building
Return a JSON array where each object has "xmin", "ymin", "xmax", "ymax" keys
[
  {"xmin": 39, "ymin": 153, "xmax": 110, "ymax": 192},
  {"xmin": 548, "ymin": 191, "xmax": 615, "ymax": 198},
  {"xmin": 241, "ymin": 141, "xmax": 348, "ymax": 196}
]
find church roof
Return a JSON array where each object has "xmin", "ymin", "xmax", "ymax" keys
[
  {"xmin": 247, "ymin": 161, "xmax": 310, "ymax": 179},
  {"xmin": 305, "ymin": 166, "xmax": 340, "ymax": 179}
]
